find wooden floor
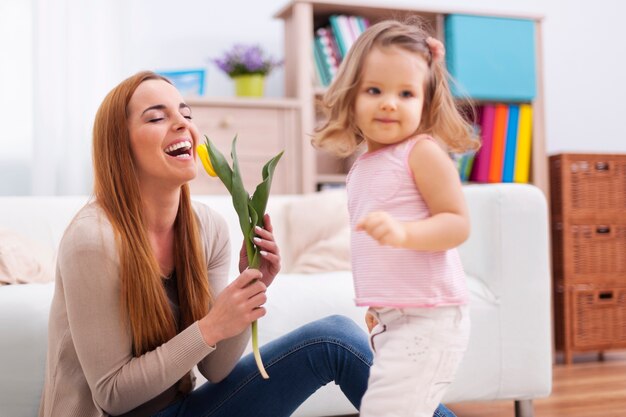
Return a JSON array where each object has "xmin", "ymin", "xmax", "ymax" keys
[{"xmin": 447, "ymin": 351, "xmax": 626, "ymax": 417}]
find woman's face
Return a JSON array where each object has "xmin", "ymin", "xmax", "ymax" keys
[{"xmin": 127, "ymin": 79, "xmax": 199, "ymax": 190}]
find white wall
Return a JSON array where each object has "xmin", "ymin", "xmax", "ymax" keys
[
  {"xmin": 2, "ymin": 0, "xmax": 626, "ymax": 195},
  {"xmin": 0, "ymin": 0, "xmax": 33, "ymax": 194},
  {"xmin": 121, "ymin": 0, "xmax": 626, "ymax": 155}
]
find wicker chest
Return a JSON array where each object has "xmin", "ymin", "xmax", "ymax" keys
[{"xmin": 550, "ymin": 153, "xmax": 626, "ymax": 364}]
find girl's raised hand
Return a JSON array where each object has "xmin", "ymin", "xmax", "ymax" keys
[
  {"xmin": 238, "ymin": 213, "xmax": 281, "ymax": 287},
  {"xmin": 426, "ymin": 36, "xmax": 445, "ymax": 62},
  {"xmin": 356, "ymin": 211, "xmax": 407, "ymax": 248}
]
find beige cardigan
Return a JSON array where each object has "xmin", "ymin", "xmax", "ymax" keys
[{"xmin": 39, "ymin": 202, "xmax": 250, "ymax": 417}]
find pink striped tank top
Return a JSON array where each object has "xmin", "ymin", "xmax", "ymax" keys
[{"xmin": 346, "ymin": 136, "xmax": 468, "ymax": 307}]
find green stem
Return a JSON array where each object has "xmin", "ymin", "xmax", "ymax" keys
[
  {"xmin": 248, "ymin": 242, "xmax": 269, "ymax": 379},
  {"xmin": 251, "ymin": 320, "xmax": 269, "ymax": 379}
]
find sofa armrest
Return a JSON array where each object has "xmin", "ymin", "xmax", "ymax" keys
[{"xmin": 457, "ymin": 183, "xmax": 552, "ymax": 398}]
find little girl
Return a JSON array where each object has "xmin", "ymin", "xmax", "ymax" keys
[{"xmin": 313, "ymin": 19, "xmax": 480, "ymax": 417}]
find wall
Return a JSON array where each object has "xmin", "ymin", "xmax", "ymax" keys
[
  {"xmin": 0, "ymin": 0, "xmax": 33, "ymax": 194},
  {"xmin": 123, "ymin": 0, "xmax": 626, "ymax": 156},
  {"xmin": 2, "ymin": 0, "xmax": 626, "ymax": 195}
]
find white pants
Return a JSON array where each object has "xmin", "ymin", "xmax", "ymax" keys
[{"xmin": 360, "ymin": 305, "xmax": 470, "ymax": 417}]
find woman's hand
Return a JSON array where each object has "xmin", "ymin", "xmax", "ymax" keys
[
  {"xmin": 199, "ymin": 268, "xmax": 267, "ymax": 346},
  {"xmin": 239, "ymin": 213, "xmax": 281, "ymax": 287}
]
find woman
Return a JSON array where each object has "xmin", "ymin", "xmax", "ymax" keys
[{"xmin": 38, "ymin": 71, "xmax": 457, "ymax": 417}]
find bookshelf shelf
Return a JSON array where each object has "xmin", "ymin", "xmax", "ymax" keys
[{"xmin": 275, "ymin": 0, "xmax": 548, "ymax": 195}]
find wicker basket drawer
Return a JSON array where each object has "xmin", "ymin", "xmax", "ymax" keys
[
  {"xmin": 550, "ymin": 154, "xmax": 626, "ymax": 218},
  {"xmin": 571, "ymin": 287, "xmax": 626, "ymax": 349},
  {"xmin": 570, "ymin": 224, "xmax": 626, "ymax": 276}
]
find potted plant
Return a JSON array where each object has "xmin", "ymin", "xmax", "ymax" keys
[{"xmin": 213, "ymin": 44, "xmax": 282, "ymax": 97}]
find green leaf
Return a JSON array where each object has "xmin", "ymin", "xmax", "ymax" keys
[
  {"xmin": 204, "ymin": 136, "xmax": 233, "ymax": 193},
  {"xmin": 228, "ymin": 136, "xmax": 254, "ymax": 257},
  {"xmin": 249, "ymin": 151, "xmax": 284, "ymax": 227},
  {"xmin": 247, "ymin": 202, "xmax": 261, "ymax": 268}
]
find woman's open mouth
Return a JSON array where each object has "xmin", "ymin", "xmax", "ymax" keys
[{"xmin": 164, "ymin": 140, "xmax": 193, "ymax": 159}]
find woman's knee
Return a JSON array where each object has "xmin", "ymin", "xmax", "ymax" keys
[{"xmin": 301, "ymin": 316, "xmax": 370, "ymax": 356}]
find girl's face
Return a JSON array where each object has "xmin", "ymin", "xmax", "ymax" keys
[
  {"xmin": 127, "ymin": 79, "xmax": 199, "ymax": 190},
  {"xmin": 354, "ymin": 46, "xmax": 428, "ymax": 152}
]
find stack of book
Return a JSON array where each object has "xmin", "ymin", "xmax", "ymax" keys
[
  {"xmin": 313, "ymin": 14, "xmax": 370, "ymax": 86},
  {"xmin": 456, "ymin": 103, "xmax": 533, "ymax": 183}
]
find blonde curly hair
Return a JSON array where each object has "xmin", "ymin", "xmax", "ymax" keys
[{"xmin": 312, "ymin": 18, "xmax": 480, "ymax": 157}]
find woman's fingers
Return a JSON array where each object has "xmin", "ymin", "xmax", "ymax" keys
[{"xmin": 233, "ymin": 268, "xmax": 263, "ymax": 289}]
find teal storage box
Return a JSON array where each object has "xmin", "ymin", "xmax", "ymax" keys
[{"xmin": 445, "ymin": 14, "xmax": 536, "ymax": 101}]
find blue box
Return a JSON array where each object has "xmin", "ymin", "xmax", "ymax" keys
[
  {"xmin": 445, "ymin": 14, "xmax": 536, "ymax": 101},
  {"xmin": 157, "ymin": 69, "xmax": 206, "ymax": 96}
]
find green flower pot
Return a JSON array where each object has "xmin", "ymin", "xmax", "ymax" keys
[{"xmin": 233, "ymin": 74, "xmax": 265, "ymax": 97}]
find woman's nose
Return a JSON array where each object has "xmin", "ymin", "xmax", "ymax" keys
[{"xmin": 172, "ymin": 114, "xmax": 190, "ymax": 131}]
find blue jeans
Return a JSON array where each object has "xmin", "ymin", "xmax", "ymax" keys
[{"xmin": 152, "ymin": 315, "xmax": 456, "ymax": 417}]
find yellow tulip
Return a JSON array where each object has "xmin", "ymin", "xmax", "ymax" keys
[
  {"xmin": 196, "ymin": 144, "xmax": 217, "ymax": 177},
  {"xmin": 202, "ymin": 135, "xmax": 283, "ymax": 380}
]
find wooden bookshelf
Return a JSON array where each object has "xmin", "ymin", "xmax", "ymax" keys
[{"xmin": 274, "ymin": 0, "xmax": 548, "ymax": 196}]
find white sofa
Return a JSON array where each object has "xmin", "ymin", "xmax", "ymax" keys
[{"xmin": 0, "ymin": 184, "xmax": 552, "ymax": 417}]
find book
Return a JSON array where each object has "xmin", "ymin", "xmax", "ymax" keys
[
  {"xmin": 316, "ymin": 28, "xmax": 339, "ymax": 76},
  {"xmin": 502, "ymin": 104, "xmax": 520, "ymax": 182},
  {"xmin": 455, "ymin": 152, "xmax": 476, "ymax": 182},
  {"xmin": 514, "ymin": 104, "xmax": 533, "ymax": 183},
  {"xmin": 323, "ymin": 26, "xmax": 344, "ymax": 62},
  {"xmin": 445, "ymin": 14, "xmax": 537, "ymax": 101},
  {"xmin": 470, "ymin": 104, "xmax": 495, "ymax": 183},
  {"xmin": 329, "ymin": 15, "xmax": 355, "ymax": 58},
  {"xmin": 488, "ymin": 104, "xmax": 509, "ymax": 183},
  {"xmin": 348, "ymin": 16, "xmax": 363, "ymax": 42},
  {"xmin": 312, "ymin": 39, "xmax": 331, "ymax": 86}
]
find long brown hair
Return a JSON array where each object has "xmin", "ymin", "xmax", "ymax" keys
[
  {"xmin": 313, "ymin": 18, "xmax": 480, "ymax": 156},
  {"xmin": 92, "ymin": 71, "xmax": 211, "ymax": 356}
]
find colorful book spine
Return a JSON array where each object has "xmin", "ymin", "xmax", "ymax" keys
[
  {"xmin": 357, "ymin": 16, "xmax": 370, "ymax": 32},
  {"xmin": 329, "ymin": 15, "xmax": 355, "ymax": 57},
  {"xmin": 312, "ymin": 39, "xmax": 330, "ymax": 86},
  {"xmin": 324, "ymin": 26, "xmax": 344, "ymax": 62},
  {"xmin": 348, "ymin": 16, "xmax": 364, "ymax": 42},
  {"xmin": 514, "ymin": 104, "xmax": 533, "ymax": 183},
  {"xmin": 316, "ymin": 28, "xmax": 339, "ymax": 76},
  {"xmin": 502, "ymin": 104, "xmax": 520, "ymax": 182},
  {"xmin": 470, "ymin": 104, "xmax": 495, "ymax": 182},
  {"xmin": 488, "ymin": 104, "xmax": 509, "ymax": 183},
  {"xmin": 329, "ymin": 15, "xmax": 348, "ymax": 58},
  {"xmin": 456, "ymin": 152, "xmax": 476, "ymax": 181}
]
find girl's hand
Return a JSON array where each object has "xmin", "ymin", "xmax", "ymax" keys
[
  {"xmin": 365, "ymin": 312, "xmax": 379, "ymax": 333},
  {"xmin": 199, "ymin": 268, "xmax": 267, "ymax": 346},
  {"xmin": 426, "ymin": 36, "xmax": 445, "ymax": 63},
  {"xmin": 238, "ymin": 213, "xmax": 281, "ymax": 287},
  {"xmin": 356, "ymin": 211, "xmax": 407, "ymax": 248}
]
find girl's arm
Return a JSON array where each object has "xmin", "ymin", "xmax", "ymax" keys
[{"xmin": 356, "ymin": 139, "xmax": 470, "ymax": 251}]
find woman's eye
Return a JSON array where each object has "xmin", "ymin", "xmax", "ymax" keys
[
  {"xmin": 148, "ymin": 117, "xmax": 164, "ymax": 123},
  {"xmin": 184, "ymin": 115, "xmax": 193, "ymax": 120},
  {"xmin": 366, "ymin": 87, "xmax": 381, "ymax": 95}
]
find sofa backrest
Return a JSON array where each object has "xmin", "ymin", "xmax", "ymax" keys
[
  {"xmin": 0, "ymin": 194, "xmax": 299, "ymax": 280},
  {"xmin": 0, "ymin": 184, "xmax": 548, "ymax": 283}
]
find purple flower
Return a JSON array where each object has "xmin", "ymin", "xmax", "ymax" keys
[{"xmin": 213, "ymin": 44, "xmax": 282, "ymax": 77}]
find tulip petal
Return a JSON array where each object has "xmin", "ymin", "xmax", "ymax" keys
[{"xmin": 196, "ymin": 144, "xmax": 217, "ymax": 177}]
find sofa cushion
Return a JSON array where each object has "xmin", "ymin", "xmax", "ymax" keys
[
  {"xmin": 0, "ymin": 228, "xmax": 55, "ymax": 285},
  {"xmin": 284, "ymin": 191, "xmax": 351, "ymax": 273}
]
